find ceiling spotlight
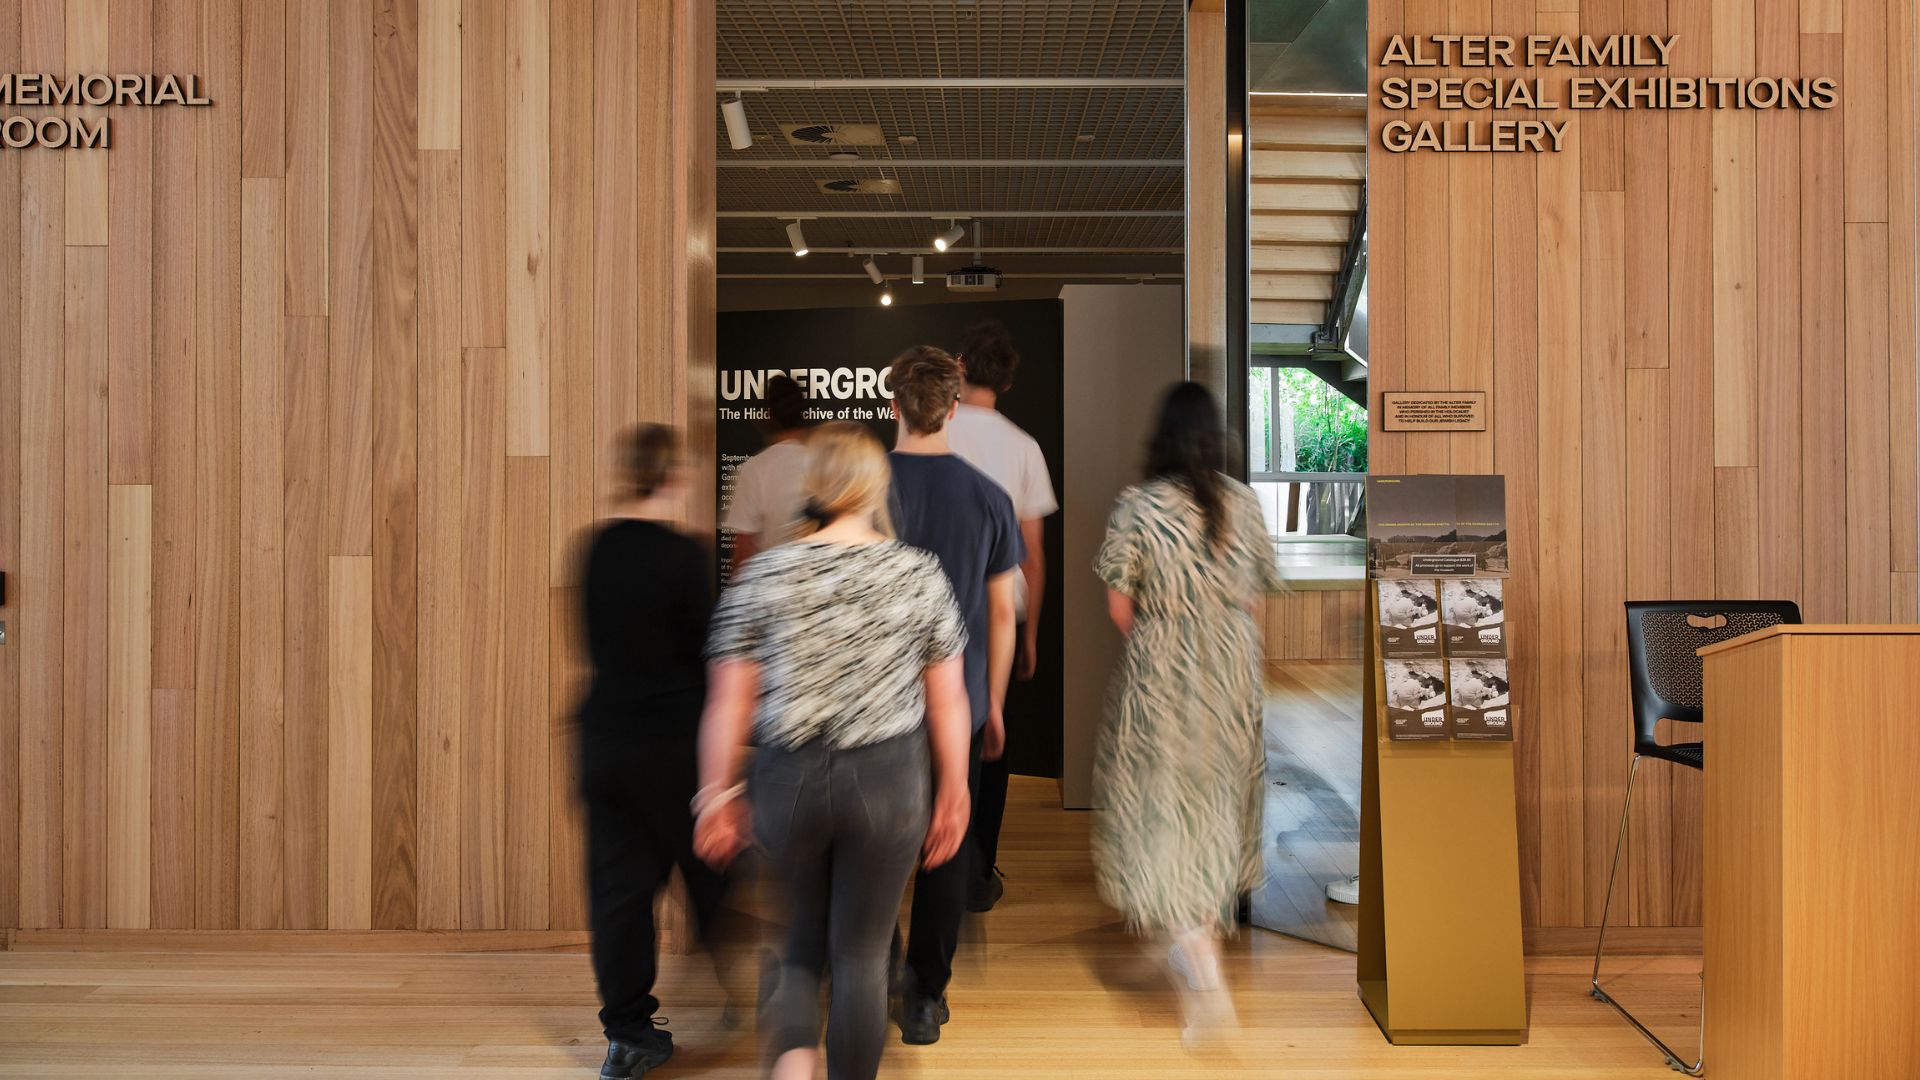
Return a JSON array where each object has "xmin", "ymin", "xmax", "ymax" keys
[
  {"xmin": 1075, "ymin": 133, "xmax": 1095, "ymax": 143},
  {"xmin": 829, "ymin": 150, "xmax": 861, "ymax": 161},
  {"xmin": 912, "ymin": 255, "xmax": 925, "ymax": 285},
  {"xmin": 879, "ymin": 282, "xmax": 895, "ymax": 307},
  {"xmin": 898, "ymin": 134, "xmax": 919, "ymax": 145},
  {"xmin": 721, "ymin": 94, "xmax": 752, "ymax": 151},
  {"xmin": 932, "ymin": 221, "xmax": 967, "ymax": 252},
  {"xmin": 785, "ymin": 221, "xmax": 809, "ymax": 256},
  {"xmin": 862, "ymin": 256, "xmax": 884, "ymax": 284}
]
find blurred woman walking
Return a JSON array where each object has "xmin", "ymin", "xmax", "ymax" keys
[
  {"xmin": 1092, "ymin": 382, "xmax": 1282, "ymax": 1045},
  {"xmin": 694, "ymin": 421, "xmax": 974, "ymax": 1080},
  {"xmin": 576, "ymin": 425, "xmax": 729, "ymax": 1079}
]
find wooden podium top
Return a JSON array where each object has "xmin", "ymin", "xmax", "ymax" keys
[{"xmin": 1696, "ymin": 623, "xmax": 1920, "ymax": 658}]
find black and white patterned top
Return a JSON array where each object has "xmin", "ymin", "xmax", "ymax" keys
[{"xmin": 707, "ymin": 540, "xmax": 968, "ymax": 750}]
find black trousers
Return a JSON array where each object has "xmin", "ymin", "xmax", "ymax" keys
[
  {"xmin": 967, "ymin": 621, "xmax": 1024, "ymax": 883},
  {"xmin": 970, "ymin": 746, "xmax": 1009, "ymax": 883},
  {"xmin": 902, "ymin": 731, "xmax": 984, "ymax": 999},
  {"xmin": 756, "ymin": 731, "xmax": 930, "ymax": 1080},
  {"xmin": 581, "ymin": 729, "xmax": 728, "ymax": 1043}
]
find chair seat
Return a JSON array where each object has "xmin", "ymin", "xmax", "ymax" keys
[{"xmin": 1643, "ymin": 741, "xmax": 1703, "ymax": 770}]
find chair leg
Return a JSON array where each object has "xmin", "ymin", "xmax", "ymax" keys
[{"xmin": 1590, "ymin": 754, "xmax": 1705, "ymax": 1076}]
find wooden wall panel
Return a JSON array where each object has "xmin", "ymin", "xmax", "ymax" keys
[
  {"xmin": 281, "ymin": 316, "xmax": 329, "ymax": 930},
  {"xmin": 107, "ymin": 0, "xmax": 154, "ymax": 486},
  {"xmin": 369, "ymin": 0, "xmax": 420, "ymax": 932},
  {"xmin": 4, "ymin": 0, "xmax": 715, "ymax": 935},
  {"xmin": 327, "ymin": 0, "xmax": 372, "ymax": 558},
  {"xmin": 64, "ymin": 0, "xmax": 107, "ymax": 245},
  {"xmin": 64, "ymin": 246, "xmax": 110, "ymax": 930},
  {"xmin": 0, "ymin": 0, "xmax": 20, "ymax": 934},
  {"xmin": 326, "ymin": 555, "xmax": 372, "ymax": 931},
  {"xmin": 106, "ymin": 484, "xmax": 152, "ymax": 929},
  {"xmin": 193, "ymin": 0, "xmax": 242, "ymax": 932},
  {"xmin": 1371, "ymin": 0, "xmax": 1920, "ymax": 932},
  {"xmin": 18, "ymin": 0, "xmax": 66, "ymax": 932},
  {"xmin": 460, "ymin": 345, "xmax": 507, "ymax": 931},
  {"xmin": 415, "ymin": 149, "xmax": 464, "ymax": 931},
  {"xmin": 237, "ymin": 178, "xmax": 285, "ymax": 929}
]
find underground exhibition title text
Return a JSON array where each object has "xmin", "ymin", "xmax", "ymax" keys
[
  {"xmin": 0, "ymin": 74, "xmax": 211, "ymax": 149},
  {"xmin": 1376, "ymin": 35, "xmax": 1837, "ymax": 153}
]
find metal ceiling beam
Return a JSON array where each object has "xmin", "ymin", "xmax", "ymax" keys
[
  {"xmin": 719, "ymin": 209, "xmax": 1182, "ymax": 219},
  {"xmin": 718, "ymin": 158, "xmax": 1183, "ymax": 168},
  {"xmin": 718, "ymin": 77, "xmax": 1183, "ymax": 90}
]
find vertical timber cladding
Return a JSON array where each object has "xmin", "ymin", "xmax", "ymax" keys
[
  {"xmin": 0, "ymin": 0, "xmax": 716, "ymax": 935},
  {"xmin": 1368, "ymin": 4, "xmax": 1920, "ymax": 929}
]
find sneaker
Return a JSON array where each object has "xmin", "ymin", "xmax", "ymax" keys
[
  {"xmin": 1327, "ymin": 876, "xmax": 1361, "ymax": 906},
  {"xmin": 965, "ymin": 867, "xmax": 1006, "ymax": 913},
  {"xmin": 895, "ymin": 993, "xmax": 950, "ymax": 1045},
  {"xmin": 598, "ymin": 1025, "xmax": 673, "ymax": 1079}
]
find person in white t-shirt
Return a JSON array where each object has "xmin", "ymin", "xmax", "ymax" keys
[
  {"xmin": 946, "ymin": 321, "xmax": 1059, "ymax": 913},
  {"xmin": 722, "ymin": 375, "xmax": 811, "ymax": 567}
]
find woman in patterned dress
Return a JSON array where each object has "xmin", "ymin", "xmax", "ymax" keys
[{"xmin": 1094, "ymin": 382, "xmax": 1281, "ymax": 1040}]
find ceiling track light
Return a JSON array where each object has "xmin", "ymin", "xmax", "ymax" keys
[
  {"xmin": 911, "ymin": 255, "xmax": 925, "ymax": 285},
  {"xmin": 785, "ymin": 220, "xmax": 809, "ymax": 256},
  {"xmin": 721, "ymin": 93, "xmax": 752, "ymax": 151},
  {"xmin": 879, "ymin": 281, "xmax": 895, "ymax": 307},
  {"xmin": 932, "ymin": 220, "xmax": 968, "ymax": 252},
  {"xmin": 862, "ymin": 256, "xmax": 885, "ymax": 284}
]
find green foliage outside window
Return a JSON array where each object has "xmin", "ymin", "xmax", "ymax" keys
[{"xmin": 1252, "ymin": 366, "xmax": 1368, "ymax": 474}]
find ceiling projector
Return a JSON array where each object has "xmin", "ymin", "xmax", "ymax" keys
[{"xmin": 945, "ymin": 265, "xmax": 1002, "ymax": 292}]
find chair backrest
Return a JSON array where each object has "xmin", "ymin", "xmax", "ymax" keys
[{"xmin": 1623, "ymin": 600, "xmax": 1802, "ymax": 753}]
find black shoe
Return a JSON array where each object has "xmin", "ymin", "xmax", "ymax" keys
[
  {"xmin": 895, "ymin": 993, "xmax": 950, "ymax": 1045},
  {"xmin": 599, "ymin": 1027, "xmax": 673, "ymax": 1079},
  {"xmin": 965, "ymin": 867, "xmax": 1005, "ymax": 913}
]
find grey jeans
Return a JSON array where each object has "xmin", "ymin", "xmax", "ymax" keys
[{"xmin": 752, "ymin": 730, "xmax": 930, "ymax": 1080}]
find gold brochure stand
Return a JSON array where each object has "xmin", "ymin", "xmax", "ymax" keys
[{"xmin": 1357, "ymin": 581, "xmax": 1528, "ymax": 1044}]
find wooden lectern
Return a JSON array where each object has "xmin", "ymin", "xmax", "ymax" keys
[{"xmin": 1698, "ymin": 626, "xmax": 1920, "ymax": 1080}]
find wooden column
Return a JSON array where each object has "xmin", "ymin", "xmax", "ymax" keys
[{"xmin": 1186, "ymin": 2, "xmax": 1227, "ymax": 396}]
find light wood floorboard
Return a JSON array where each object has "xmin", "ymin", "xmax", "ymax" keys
[{"xmin": 0, "ymin": 778, "xmax": 1697, "ymax": 1078}]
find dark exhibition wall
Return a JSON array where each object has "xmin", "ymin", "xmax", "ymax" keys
[{"xmin": 716, "ymin": 299, "xmax": 1067, "ymax": 779}]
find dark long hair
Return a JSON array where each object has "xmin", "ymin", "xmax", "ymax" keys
[{"xmin": 1145, "ymin": 381, "xmax": 1228, "ymax": 547}]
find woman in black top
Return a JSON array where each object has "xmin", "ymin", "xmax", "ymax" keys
[{"xmin": 578, "ymin": 424, "xmax": 727, "ymax": 1080}]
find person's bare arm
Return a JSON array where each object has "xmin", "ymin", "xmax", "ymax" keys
[
  {"xmin": 921, "ymin": 656, "xmax": 973, "ymax": 868},
  {"xmin": 1015, "ymin": 517, "xmax": 1045, "ymax": 679},
  {"xmin": 1106, "ymin": 588, "xmax": 1135, "ymax": 638},
  {"xmin": 732, "ymin": 531, "xmax": 760, "ymax": 567},
  {"xmin": 983, "ymin": 570, "xmax": 1017, "ymax": 760},
  {"xmin": 693, "ymin": 659, "xmax": 760, "ymax": 867}
]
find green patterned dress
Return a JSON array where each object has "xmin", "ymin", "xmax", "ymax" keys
[{"xmin": 1093, "ymin": 477, "xmax": 1281, "ymax": 932}]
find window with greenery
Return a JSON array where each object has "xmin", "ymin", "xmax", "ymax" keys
[{"xmin": 1248, "ymin": 365, "xmax": 1368, "ymax": 477}]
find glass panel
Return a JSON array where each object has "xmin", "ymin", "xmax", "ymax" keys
[
  {"xmin": 1273, "ymin": 368, "xmax": 1368, "ymax": 473},
  {"xmin": 1247, "ymin": 366, "xmax": 1274, "ymax": 475}
]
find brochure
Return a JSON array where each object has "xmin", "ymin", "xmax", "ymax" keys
[
  {"xmin": 1383, "ymin": 659, "xmax": 1452, "ymax": 741},
  {"xmin": 1448, "ymin": 658, "xmax": 1513, "ymax": 741},
  {"xmin": 1377, "ymin": 579, "xmax": 1443, "ymax": 658},
  {"xmin": 1441, "ymin": 578, "xmax": 1507, "ymax": 658}
]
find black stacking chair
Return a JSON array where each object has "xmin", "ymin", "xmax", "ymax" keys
[{"xmin": 1592, "ymin": 600, "xmax": 1802, "ymax": 1075}]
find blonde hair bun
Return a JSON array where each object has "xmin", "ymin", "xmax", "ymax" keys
[{"xmin": 796, "ymin": 421, "xmax": 893, "ymax": 539}]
